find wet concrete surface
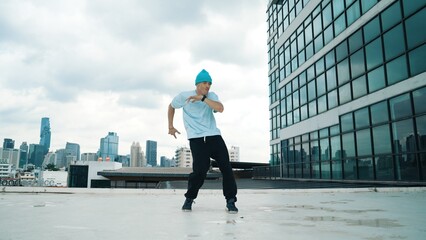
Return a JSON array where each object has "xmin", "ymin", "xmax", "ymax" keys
[{"xmin": 0, "ymin": 187, "xmax": 425, "ymax": 240}]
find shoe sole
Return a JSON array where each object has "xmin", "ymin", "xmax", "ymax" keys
[
  {"xmin": 182, "ymin": 209, "xmax": 192, "ymax": 212},
  {"xmin": 226, "ymin": 209, "xmax": 238, "ymax": 214}
]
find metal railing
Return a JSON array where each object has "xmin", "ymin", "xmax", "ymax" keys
[{"xmin": 253, "ymin": 165, "xmax": 280, "ymax": 179}]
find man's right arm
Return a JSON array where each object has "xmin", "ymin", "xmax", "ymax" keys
[{"xmin": 168, "ymin": 104, "xmax": 180, "ymax": 138}]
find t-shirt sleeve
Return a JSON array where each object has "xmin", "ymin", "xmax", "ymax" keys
[{"xmin": 171, "ymin": 92, "xmax": 186, "ymax": 109}]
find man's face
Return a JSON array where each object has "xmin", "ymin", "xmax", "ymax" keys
[{"xmin": 196, "ymin": 81, "xmax": 211, "ymax": 95}]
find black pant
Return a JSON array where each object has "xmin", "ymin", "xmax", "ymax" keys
[{"xmin": 185, "ymin": 135, "xmax": 237, "ymax": 201}]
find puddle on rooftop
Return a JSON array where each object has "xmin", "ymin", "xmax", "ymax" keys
[{"xmin": 304, "ymin": 216, "xmax": 403, "ymax": 228}]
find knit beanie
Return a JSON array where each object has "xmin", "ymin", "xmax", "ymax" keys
[{"xmin": 195, "ymin": 69, "xmax": 212, "ymax": 85}]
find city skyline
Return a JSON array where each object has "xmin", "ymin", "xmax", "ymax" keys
[{"xmin": 0, "ymin": 0, "xmax": 270, "ymax": 163}]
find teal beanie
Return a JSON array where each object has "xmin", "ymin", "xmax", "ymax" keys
[{"xmin": 195, "ymin": 69, "xmax": 212, "ymax": 85}]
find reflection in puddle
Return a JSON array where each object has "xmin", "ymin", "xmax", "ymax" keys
[{"xmin": 304, "ymin": 216, "xmax": 403, "ymax": 228}]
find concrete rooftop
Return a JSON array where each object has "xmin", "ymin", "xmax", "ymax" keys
[{"xmin": 1, "ymin": 186, "xmax": 425, "ymax": 240}]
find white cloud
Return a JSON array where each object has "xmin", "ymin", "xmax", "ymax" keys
[{"xmin": 0, "ymin": 0, "xmax": 270, "ymax": 163}]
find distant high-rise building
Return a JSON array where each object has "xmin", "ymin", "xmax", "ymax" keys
[
  {"xmin": 66, "ymin": 142, "xmax": 80, "ymax": 161},
  {"xmin": 175, "ymin": 147, "xmax": 192, "ymax": 168},
  {"xmin": 39, "ymin": 117, "xmax": 51, "ymax": 153},
  {"xmin": 130, "ymin": 142, "xmax": 145, "ymax": 167},
  {"xmin": 54, "ymin": 149, "xmax": 67, "ymax": 168},
  {"xmin": 19, "ymin": 142, "xmax": 28, "ymax": 168},
  {"xmin": 0, "ymin": 147, "xmax": 20, "ymax": 168},
  {"xmin": 28, "ymin": 144, "xmax": 46, "ymax": 168},
  {"xmin": 229, "ymin": 146, "xmax": 240, "ymax": 162},
  {"xmin": 81, "ymin": 153, "xmax": 98, "ymax": 162},
  {"xmin": 3, "ymin": 138, "xmax": 15, "ymax": 149},
  {"xmin": 146, "ymin": 140, "xmax": 157, "ymax": 167},
  {"xmin": 98, "ymin": 132, "xmax": 119, "ymax": 162}
]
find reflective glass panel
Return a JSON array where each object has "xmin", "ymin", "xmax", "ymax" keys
[
  {"xmin": 413, "ymin": 87, "xmax": 426, "ymax": 114},
  {"xmin": 339, "ymin": 82, "xmax": 352, "ymax": 104},
  {"xmin": 405, "ymin": 8, "xmax": 426, "ymax": 49},
  {"xmin": 325, "ymin": 50, "xmax": 335, "ymax": 69},
  {"xmin": 361, "ymin": 0, "xmax": 378, "ymax": 14},
  {"xmin": 341, "ymin": 113, "xmax": 354, "ymax": 132},
  {"xmin": 367, "ymin": 66, "xmax": 386, "ymax": 92},
  {"xmin": 349, "ymin": 29, "xmax": 364, "ymax": 54},
  {"xmin": 326, "ymin": 67, "xmax": 337, "ymax": 90},
  {"xmin": 363, "ymin": 16, "xmax": 380, "ymax": 43},
  {"xmin": 293, "ymin": 90, "xmax": 300, "ymax": 109},
  {"xmin": 353, "ymin": 75, "xmax": 367, "ymax": 99},
  {"xmin": 350, "ymin": 48, "xmax": 365, "ymax": 78},
  {"xmin": 317, "ymin": 73, "xmax": 326, "ymax": 96},
  {"xmin": 330, "ymin": 135, "xmax": 341, "ymax": 160},
  {"xmin": 333, "ymin": 0, "xmax": 345, "ymax": 18},
  {"xmin": 301, "ymin": 104, "xmax": 308, "ymax": 120},
  {"xmin": 354, "ymin": 107, "xmax": 370, "ymax": 129},
  {"xmin": 386, "ymin": 55, "xmax": 408, "ymax": 85},
  {"xmin": 318, "ymin": 95, "xmax": 327, "ymax": 113},
  {"xmin": 390, "ymin": 93, "xmax": 412, "ymax": 121},
  {"xmin": 416, "ymin": 115, "xmax": 426, "ymax": 151},
  {"xmin": 383, "ymin": 24, "xmax": 405, "ymax": 61},
  {"xmin": 336, "ymin": 41, "xmax": 348, "ymax": 62},
  {"xmin": 408, "ymin": 44, "xmax": 426, "ymax": 76},
  {"xmin": 328, "ymin": 90, "xmax": 338, "ymax": 109},
  {"xmin": 365, "ymin": 37, "xmax": 383, "ymax": 70},
  {"xmin": 309, "ymin": 100, "xmax": 317, "ymax": 117},
  {"xmin": 324, "ymin": 22, "xmax": 334, "ymax": 45},
  {"xmin": 375, "ymin": 155, "xmax": 394, "ymax": 180},
  {"xmin": 342, "ymin": 132, "xmax": 356, "ymax": 157},
  {"xmin": 402, "ymin": 0, "xmax": 426, "ymax": 17},
  {"xmin": 372, "ymin": 124, "xmax": 392, "ymax": 154},
  {"xmin": 347, "ymin": 1, "xmax": 361, "ymax": 26},
  {"xmin": 337, "ymin": 59, "xmax": 350, "ymax": 85},
  {"xmin": 392, "ymin": 119, "xmax": 415, "ymax": 153},
  {"xmin": 320, "ymin": 138, "xmax": 330, "ymax": 161},
  {"xmin": 334, "ymin": 13, "xmax": 346, "ymax": 36},
  {"xmin": 381, "ymin": 1, "xmax": 402, "ymax": 31},
  {"xmin": 308, "ymin": 80, "xmax": 316, "ymax": 101},
  {"xmin": 356, "ymin": 129, "xmax": 372, "ymax": 156},
  {"xmin": 371, "ymin": 101, "xmax": 389, "ymax": 125},
  {"xmin": 300, "ymin": 85, "xmax": 307, "ymax": 105},
  {"xmin": 358, "ymin": 157, "xmax": 374, "ymax": 180}
]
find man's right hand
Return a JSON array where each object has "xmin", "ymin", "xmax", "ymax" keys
[{"xmin": 168, "ymin": 127, "xmax": 181, "ymax": 139}]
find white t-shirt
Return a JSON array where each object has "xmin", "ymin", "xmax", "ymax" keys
[{"xmin": 171, "ymin": 90, "xmax": 221, "ymax": 139}]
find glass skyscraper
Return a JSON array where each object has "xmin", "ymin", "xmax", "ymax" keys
[
  {"xmin": 266, "ymin": 0, "xmax": 425, "ymax": 182},
  {"xmin": 146, "ymin": 140, "xmax": 157, "ymax": 167},
  {"xmin": 39, "ymin": 117, "xmax": 51, "ymax": 153},
  {"xmin": 98, "ymin": 132, "xmax": 119, "ymax": 161}
]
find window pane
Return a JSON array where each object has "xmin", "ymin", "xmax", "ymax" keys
[
  {"xmin": 367, "ymin": 66, "xmax": 386, "ymax": 92},
  {"xmin": 361, "ymin": 0, "xmax": 378, "ymax": 14},
  {"xmin": 341, "ymin": 113, "xmax": 354, "ymax": 132},
  {"xmin": 305, "ymin": 23, "xmax": 313, "ymax": 44},
  {"xmin": 365, "ymin": 37, "xmax": 383, "ymax": 70},
  {"xmin": 330, "ymin": 135, "xmax": 341, "ymax": 160},
  {"xmin": 301, "ymin": 104, "xmax": 308, "ymax": 120},
  {"xmin": 320, "ymin": 138, "xmax": 330, "ymax": 161},
  {"xmin": 363, "ymin": 16, "xmax": 380, "ymax": 43},
  {"xmin": 356, "ymin": 128, "xmax": 372, "ymax": 156},
  {"xmin": 323, "ymin": 3, "xmax": 333, "ymax": 27},
  {"xmin": 333, "ymin": 0, "xmax": 345, "ymax": 18},
  {"xmin": 324, "ymin": 22, "xmax": 334, "ymax": 45},
  {"xmin": 413, "ymin": 87, "xmax": 426, "ymax": 114},
  {"xmin": 325, "ymin": 50, "xmax": 335, "ymax": 69},
  {"xmin": 309, "ymin": 100, "xmax": 317, "ymax": 117},
  {"xmin": 293, "ymin": 109, "xmax": 300, "ymax": 123},
  {"xmin": 308, "ymin": 80, "xmax": 316, "ymax": 101},
  {"xmin": 337, "ymin": 59, "xmax": 350, "ymax": 85},
  {"xmin": 405, "ymin": 8, "xmax": 426, "ymax": 49},
  {"xmin": 373, "ymin": 124, "xmax": 392, "ymax": 154},
  {"xmin": 402, "ymin": 0, "xmax": 426, "ymax": 17},
  {"xmin": 313, "ymin": 13, "xmax": 323, "ymax": 37},
  {"xmin": 354, "ymin": 107, "xmax": 370, "ymax": 129},
  {"xmin": 349, "ymin": 29, "xmax": 363, "ymax": 53},
  {"xmin": 317, "ymin": 73, "xmax": 326, "ymax": 96},
  {"xmin": 408, "ymin": 44, "xmax": 426, "ymax": 76},
  {"xmin": 293, "ymin": 91, "xmax": 300, "ymax": 108},
  {"xmin": 386, "ymin": 55, "xmax": 408, "ymax": 85},
  {"xmin": 326, "ymin": 67, "xmax": 337, "ymax": 90},
  {"xmin": 339, "ymin": 82, "xmax": 352, "ymax": 104},
  {"xmin": 383, "ymin": 24, "xmax": 405, "ymax": 61},
  {"xmin": 314, "ymin": 34, "xmax": 324, "ymax": 53},
  {"xmin": 350, "ymin": 49, "xmax": 365, "ymax": 78},
  {"xmin": 336, "ymin": 41, "xmax": 348, "ymax": 62},
  {"xmin": 392, "ymin": 119, "xmax": 415, "ymax": 153},
  {"xmin": 358, "ymin": 157, "xmax": 374, "ymax": 180},
  {"xmin": 375, "ymin": 155, "xmax": 394, "ymax": 180},
  {"xmin": 416, "ymin": 115, "xmax": 426, "ymax": 151},
  {"xmin": 371, "ymin": 101, "xmax": 389, "ymax": 125},
  {"xmin": 307, "ymin": 65, "xmax": 315, "ymax": 81},
  {"xmin": 334, "ymin": 13, "xmax": 346, "ymax": 36},
  {"xmin": 391, "ymin": 93, "xmax": 413, "ymax": 122},
  {"xmin": 342, "ymin": 132, "xmax": 356, "ymax": 157},
  {"xmin": 381, "ymin": 1, "xmax": 402, "ymax": 31},
  {"xmin": 316, "ymin": 58, "xmax": 325, "ymax": 75},
  {"xmin": 352, "ymin": 75, "xmax": 367, "ymax": 99},
  {"xmin": 347, "ymin": 1, "xmax": 361, "ymax": 26},
  {"xmin": 328, "ymin": 90, "xmax": 338, "ymax": 109},
  {"xmin": 300, "ymin": 85, "xmax": 307, "ymax": 105},
  {"xmin": 318, "ymin": 95, "xmax": 327, "ymax": 113}
]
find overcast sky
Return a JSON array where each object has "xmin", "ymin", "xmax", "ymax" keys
[{"xmin": 0, "ymin": 0, "xmax": 270, "ymax": 163}]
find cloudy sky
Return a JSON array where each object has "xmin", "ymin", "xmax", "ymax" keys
[{"xmin": 0, "ymin": 0, "xmax": 270, "ymax": 163}]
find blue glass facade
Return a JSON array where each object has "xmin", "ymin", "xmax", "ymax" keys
[
  {"xmin": 146, "ymin": 140, "xmax": 157, "ymax": 167},
  {"xmin": 99, "ymin": 132, "xmax": 119, "ymax": 161},
  {"xmin": 267, "ymin": 0, "xmax": 426, "ymax": 182},
  {"xmin": 39, "ymin": 117, "xmax": 51, "ymax": 153}
]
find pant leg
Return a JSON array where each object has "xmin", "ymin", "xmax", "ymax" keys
[
  {"xmin": 211, "ymin": 136, "xmax": 237, "ymax": 201},
  {"xmin": 185, "ymin": 138, "xmax": 211, "ymax": 199}
]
